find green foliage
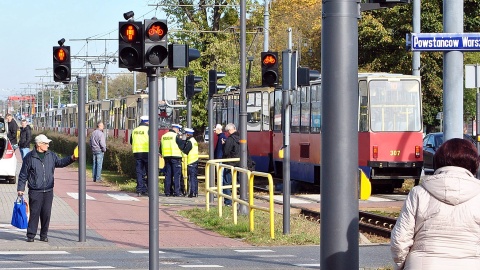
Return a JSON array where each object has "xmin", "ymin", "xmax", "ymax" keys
[{"xmin": 34, "ymin": 131, "xmax": 137, "ymax": 179}]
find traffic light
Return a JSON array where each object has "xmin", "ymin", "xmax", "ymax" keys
[
  {"xmin": 168, "ymin": 44, "xmax": 201, "ymax": 70},
  {"xmin": 208, "ymin": 69, "xmax": 226, "ymax": 96},
  {"xmin": 53, "ymin": 46, "xmax": 71, "ymax": 82},
  {"xmin": 297, "ymin": 67, "xmax": 320, "ymax": 86},
  {"xmin": 144, "ymin": 18, "xmax": 168, "ymax": 68},
  {"xmin": 261, "ymin": 52, "xmax": 278, "ymax": 87},
  {"xmin": 118, "ymin": 21, "xmax": 143, "ymax": 69},
  {"xmin": 185, "ymin": 72, "xmax": 203, "ymax": 99}
]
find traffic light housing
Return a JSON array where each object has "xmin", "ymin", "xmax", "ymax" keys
[
  {"xmin": 297, "ymin": 67, "xmax": 320, "ymax": 86},
  {"xmin": 261, "ymin": 52, "xmax": 278, "ymax": 87},
  {"xmin": 118, "ymin": 21, "xmax": 143, "ymax": 69},
  {"xmin": 208, "ymin": 69, "xmax": 226, "ymax": 96},
  {"xmin": 185, "ymin": 73, "xmax": 203, "ymax": 99},
  {"xmin": 168, "ymin": 44, "xmax": 201, "ymax": 70},
  {"xmin": 144, "ymin": 18, "xmax": 168, "ymax": 68},
  {"xmin": 53, "ymin": 46, "xmax": 71, "ymax": 82}
]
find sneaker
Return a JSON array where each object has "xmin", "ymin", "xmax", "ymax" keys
[
  {"xmin": 137, "ymin": 192, "xmax": 148, "ymax": 197},
  {"xmin": 40, "ymin": 237, "xmax": 48, "ymax": 242},
  {"xmin": 26, "ymin": 238, "xmax": 34, "ymax": 242}
]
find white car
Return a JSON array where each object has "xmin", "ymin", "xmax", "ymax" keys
[{"xmin": 0, "ymin": 117, "xmax": 17, "ymax": 184}]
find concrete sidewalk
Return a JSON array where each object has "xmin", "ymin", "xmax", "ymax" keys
[{"xmin": 0, "ymin": 158, "xmax": 250, "ymax": 251}]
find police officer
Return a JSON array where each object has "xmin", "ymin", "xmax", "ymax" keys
[
  {"xmin": 182, "ymin": 128, "xmax": 199, "ymax": 198},
  {"xmin": 130, "ymin": 116, "xmax": 149, "ymax": 197},
  {"xmin": 161, "ymin": 123, "xmax": 184, "ymax": 196}
]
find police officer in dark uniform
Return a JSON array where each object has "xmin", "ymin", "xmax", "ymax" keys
[
  {"xmin": 130, "ymin": 116, "xmax": 149, "ymax": 197},
  {"xmin": 161, "ymin": 123, "xmax": 184, "ymax": 196}
]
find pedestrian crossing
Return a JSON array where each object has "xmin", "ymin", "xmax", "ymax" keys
[
  {"xmin": 66, "ymin": 192, "xmax": 139, "ymax": 201},
  {"xmin": 0, "ymin": 248, "xmax": 320, "ymax": 269}
]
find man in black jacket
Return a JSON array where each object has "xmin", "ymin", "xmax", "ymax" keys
[
  {"xmin": 17, "ymin": 134, "xmax": 77, "ymax": 242},
  {"xmin": 18, "ymin": 119, "xmax": 32, "ymax": 160},
  {"xmin": 5, "ymin": 113, "xmax": 18, "ymax": 149},
  {"xmin": 222, "ymin": 123, "xmax": 240, "ymax": 206}
]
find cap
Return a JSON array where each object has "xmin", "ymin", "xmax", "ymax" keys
[
  {"xmin": 172, "ymin": 124, "xmax": 182, "ymax": 129},
  {"xmin": 184, "ymin": 128, "xmax": 194, "ymax": 135},
  {"xmin": 35, "ymin": 134, "xmax": 52, "ymax": 144},
  {"xmin": 140, "ymin": 115, "xmax": 149, "ymax": 122},
  {"xmin": 214, "ymin": 124, "xmax": 223, "ymax": 130}
]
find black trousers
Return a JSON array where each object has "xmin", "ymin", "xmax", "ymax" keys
[{"xmin": 27, "ymin": 190, "xmax": 54, "ymax": 239}]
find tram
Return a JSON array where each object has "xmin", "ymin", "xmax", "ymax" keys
[
  {"xmin": 212, "ymin": 73, "xmax": 424, "ymax": 192},
  {"xmin": 31, "ymin": 93, "xmax": 185, "ymax": 142}
]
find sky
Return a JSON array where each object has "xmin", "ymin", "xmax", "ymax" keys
[{"xmin": 0, "ymin": 0, "xmax": 166, "ymax": 100}]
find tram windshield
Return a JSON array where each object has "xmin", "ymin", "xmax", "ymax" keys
[{"xmin": 369, "ymin": 79, "xmax": 421, "ymax": 132}]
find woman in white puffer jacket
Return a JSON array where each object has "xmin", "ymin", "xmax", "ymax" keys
[{"xmin": 391, "ymin": 138, "xmax": 480, "ymax": 270}]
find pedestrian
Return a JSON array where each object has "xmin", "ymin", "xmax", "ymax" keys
[
  {"xmin": 5, "ymin": 113, "xmax": 18, "ymax": 149},
  {"xmin": 130, "ymin": 116, "xmax": 149, "ymax": 197},
  {"xmin": 391, "ymin": 138, "xmax": 480, "ymax": 269},
  {"xmin": 90, "ymin": 121, "xmax": 106, "ymax": 182},
  {"xmin": 18, "ymin": 119, "xmax": 32, "ymax": 160},
  {"xmin": 214, "ymin": 124, "xmax": 227, "ymax": 159},
  {"xmin": 17, "ymin": 134, "xmax": 77, "ymax": 242},
  {"xmin": 222, "ymin": 123, "xmax": 241, "ymax": 206},
  {"xmin": 182, "ymin": 128, "xmax": 199, "ymax": 198},
  {"xmin": 160, "ymin": 123, "xmax": 184, "ymax": 197}
]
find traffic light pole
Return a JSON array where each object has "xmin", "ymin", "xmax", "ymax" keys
[
  {"xmin": 281, "ymin": 29, "xmax": 293, "ymax": 235},
  {"xmin": 147, "ymin": 68, "xmax": 160, "ymax": 270},
  {"xmin": 208, "ymin": 93, "xmax": 215, "ymax": 204},
  {"xmin": 77, "ymin": 76, "xmax": 87, "ymax": 242},
  {"xmin": 321, "ymin": 0, "xmax": 359, "ymax": 268}
]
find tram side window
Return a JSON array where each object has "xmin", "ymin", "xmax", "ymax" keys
[
  {"xmin": 273, "ymin": 90, "xmax": 282, "ymax": 131},
  {"xmin": 247, "ymin": 92, "xmax": 262, "ymax": 131},
  {"xmin": 311, "ymin": 84, "xmax": 321, "ymax": 133},
  {"xmin": 359, "ymin": 80, "xmax": 368, "ymax": 132},
  {"xmin": 263, "ymin": 91, "xmax": 270, "ymax": 130},
  {"xmin": 233, "ymin": 97, "xmax": 240, "ymax": 128},
  {"xmin": 300, "ymin": 86, "xmax": 310, "ymax": 133},
  {"xmin": 291, "ymin": 91, "xmax": 300, "ymax": 133}
]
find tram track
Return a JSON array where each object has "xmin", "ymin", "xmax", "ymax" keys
[{"xmin": 252, "ymin": 185, "xmax": 397, "ymax": 238}]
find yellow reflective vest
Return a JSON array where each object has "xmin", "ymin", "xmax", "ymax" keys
[
  {"xmin": 186, "ymin": 137, "xmax": 199, "ymax": 165},
  {"xmin": 161, "ymin": 131, "xmax": 182, "ymax": 157},
  {"xmin": 131, "ymin": 125, "xmax": 149, "ymax": 153}
]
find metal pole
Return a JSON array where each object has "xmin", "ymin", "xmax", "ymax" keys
[
  {"xmin": 321, "ymin": 0, "xmax": 359, "ymax": 269},
  {"xmin": 476, "ymin": 64, "xmax": 480, "ymax": 179},
  {"xmin": 263, "ymin": 0, "xmax": 269, "ymax": 52},
  {"xmin": 443, "ymin": 0, "xmax": 464, "ymax": 140},
  {"xmin": 208, "ymin": 91, "xmax": 215, "ymax": 204},
  {"xmin": 77, "ymin": 76, "xmax": 87, "ymax": 242},
  {"xmin": 133, "ymin": 71, "xmax": 137, "ymax": 94},
  {"xmin": 147, "ymin": 68, "xmax": 160, "ymax": 270},
  {"xmin": 412, "ymin": 0, "xmax": 420, "ymax": 76},
  {"xmin": 281, "ymin": 30, "xmax": 292, "ymax": 234},
  {"xmin": 239, "ymin": 0, "xmax": 248, "ymax": 215},
  {"xmin": 105, "ymin": 62, "xmax": 109, "ymax": 99}
]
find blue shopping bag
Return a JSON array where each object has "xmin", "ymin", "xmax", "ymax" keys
[{"xmin": 11, "ymin": 196, "xmax": 28, "ymax": 229}]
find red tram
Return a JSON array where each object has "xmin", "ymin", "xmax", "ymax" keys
[{"xmin": 212, "ymin": 73, "xmax": 423, "ymax": 192}]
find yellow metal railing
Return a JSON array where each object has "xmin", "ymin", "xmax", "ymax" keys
[
  {"xmin": 205, "ymin": 158, "xmax": 275, "ymax": 239},
  {"xmin": 158, "ymin": 154, "xmax": 210, "ymax": 191}
]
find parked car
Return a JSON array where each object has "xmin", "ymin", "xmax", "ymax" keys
[
  {"xmin": 423, "ymin": 132, "xmax": 476, "ymax": 175},
  {"xmin": 0, "ymin": 117, "xmax": 17, "ymax": 184}
]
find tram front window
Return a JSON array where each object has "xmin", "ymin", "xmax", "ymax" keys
[{"xmin": 369, "ymin": 80, "xmax": 421, "ymax": 132}]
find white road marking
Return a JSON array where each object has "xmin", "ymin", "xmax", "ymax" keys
[
  {"xmin": 233, "ymin": 249, "xmax": 274, "ymax": 253},
  {"xmin": 0, "ymin": 251, "xmax": 69, "ymax": 255},
  {"xmin": 67, "ymin": 193, "xmax": 95, "ymax": 200},
  {"xmin": 128, "ymin": 250, "xmax": 165, "ymax": 254},
  {"xmin": 107, "ymin": 193, "xmax": 139, "ymax": 201},
  {"xmin": 254, "ymin": 254, "xmax": 296, "ymax": 258},
  {"xmin": 293, "ymin": 263, "xmax": 320, "ymax": 268},
  {"xmin": 179, "ymin": 265, "xmax": 223, "ymax": 268}
]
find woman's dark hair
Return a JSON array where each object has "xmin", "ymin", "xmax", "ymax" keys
[{"xmin": 434, "ymin": 138, "xmax": 480, "ymax": 174}]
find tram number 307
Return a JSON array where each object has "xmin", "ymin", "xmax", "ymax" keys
[{"xmin": 390, "ymin": 150, "xmax": 401, "ymax": 156}]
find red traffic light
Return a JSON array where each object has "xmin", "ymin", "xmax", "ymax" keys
[
  {"xmin": 54, "ymin": 48, "xmax": 68, "ymax": 63},
  {"xmin": 146, "ymin": 21, "xmax": 168, "ymax": 41},
  {"xmin": 262, "ymin": 54, "xmax": 277, "ymax": 67},
  {"xmin": 120, "ymin": 23, "xmax": 140, "ymax": 43}
]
